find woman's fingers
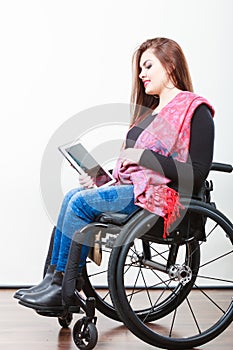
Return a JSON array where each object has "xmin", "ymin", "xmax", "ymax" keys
[{"xmin": 79, "ymin": 173, "xmax": 95, "ymax": 189}]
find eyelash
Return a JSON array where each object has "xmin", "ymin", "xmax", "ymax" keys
[{"xmin": 139, "ymin": 63, "xmax": 152, "ymax": 75}]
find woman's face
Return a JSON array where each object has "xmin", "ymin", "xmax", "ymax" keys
[{"xmin": 139, "ymin": 49, "xmax": 171, "ymax": 96}]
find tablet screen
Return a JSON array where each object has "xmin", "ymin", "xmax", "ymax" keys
[{"xmin": 60, "ymin": 142, "xmax": 115, "ymax": 187}]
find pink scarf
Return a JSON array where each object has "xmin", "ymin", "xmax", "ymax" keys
[{"xmin": 113, "ymin": 91, "xmax": 215, "ymax": 237}]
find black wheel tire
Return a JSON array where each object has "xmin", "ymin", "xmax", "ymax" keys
[
  {"xmin": 73, "ymin": 319, "xmax": 98, "ymax": 350},
  {"xmin": 109, "ymin": 203, "xmax": 233, "ymax": 349},
  {"xmin": 58, "ymin": 312, "xmax": 73, "ymax": 328}
]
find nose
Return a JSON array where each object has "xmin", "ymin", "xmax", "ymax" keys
[{"xmin": 139, "ymin": 67, "xmax": 146, "ymax": 80}]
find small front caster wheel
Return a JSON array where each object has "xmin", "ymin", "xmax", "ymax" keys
[
  {"xmin": 58, "ymin": 312, "xmax": 73, "ymax": 328},
  {"xmin": 73, "ymin": 319, "xmax": 98, "ymax": 350}
]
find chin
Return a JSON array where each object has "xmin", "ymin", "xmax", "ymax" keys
[
  {"xmin": 145, "ymin": 86, "xmax": 157, "ymax": 95},
  {"xmin": 145, "ymin": 89, "xmax": 157, "ymax": 96}
]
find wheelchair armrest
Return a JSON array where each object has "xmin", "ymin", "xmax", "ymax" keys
[
  {"xmin": 96, "ymin": 207, "xmax": 142, "ymax": 226},
  {"xmin": 210, "ymin": 162, "xmax": 233, "ymax": 173}
]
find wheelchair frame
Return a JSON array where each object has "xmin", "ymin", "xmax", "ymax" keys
[{"xmin": 20, "ymin": 162, "xmax": 233, "ymax": 350}]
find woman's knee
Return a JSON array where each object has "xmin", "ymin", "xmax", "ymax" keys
[
  {"xmin": 58, "ymin": 188, "xmax": 85, "ymax": 221},
  {"xmin": 62, "ymin": 187, "xmax": 84, "ymax": 206},
  {"xmin": 67, "ymin": 190, "xmax": 99, "ymax": 221}
]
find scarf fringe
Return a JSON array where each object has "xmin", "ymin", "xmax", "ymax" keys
[{"xmin": 163, "ymin": 188, "xmax": 183, "ymax": 239}]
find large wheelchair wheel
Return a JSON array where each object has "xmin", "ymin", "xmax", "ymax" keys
[
  {"xmin": 108, "ymin": 202, "xmax": 233, "ymax": 349},
  {"xmin": 108, "ymin": 233, "xmax": 200, "ymax": 322},
  {"xmin": 81, "ymin": 223, "xmax": 199, "ymax": 323}
]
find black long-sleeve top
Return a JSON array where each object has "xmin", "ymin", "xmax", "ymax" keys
[{"xmin": 125, "ymin": 104, "xmax": 215, "ymax": 193}]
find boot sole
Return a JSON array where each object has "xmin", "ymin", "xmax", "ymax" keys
[{"xmin": 13, "ymin": 293, "xmax": 22, "ymax": 300}]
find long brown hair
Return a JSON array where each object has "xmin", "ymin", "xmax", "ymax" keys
[{"xmin": 130, "ymin": 37, "xmax": 194, "ymax": 126}]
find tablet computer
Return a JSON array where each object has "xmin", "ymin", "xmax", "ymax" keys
[{"xmin": 58, "ymin": 141, "xmax": 116, "ymax": 187}]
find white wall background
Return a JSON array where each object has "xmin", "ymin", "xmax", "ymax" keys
[{"xmin": 0, "ymin": 0, "xmax": 232, "ymax": 286}]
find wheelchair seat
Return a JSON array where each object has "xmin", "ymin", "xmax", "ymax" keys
[{"xmin": 96, "ymin": 207, "xmax": 142, "ymax": 226}]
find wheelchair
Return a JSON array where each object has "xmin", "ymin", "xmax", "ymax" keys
[
  {"xmin": 107, "ymin": 162, "xmax": 233, "ymax": 350},
  {"xmin": 21, "ymin": 162, "xmax": 233, "ymax": 350}
]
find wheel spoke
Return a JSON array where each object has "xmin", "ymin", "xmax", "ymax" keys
[
  {"xmin": 149, "ymin": 245, "xmax": 170, "ymax": 262},
  {"xmin": 185, "ymin": 297, "xmax": 202, "ymax": 334},
  {"xmin": 139, "ymin": 268, "xmax": 154, "ymax": 308},
  {"xmin": 101, "ymin": 290, "xmax": 111, "ymax": 301},
  {"xmin": 169, "ymin": 307, "xmax": 178, "ymax": 337},
  {"xmin": 127, "ymin": 265, "xmax": 141, "ymax": 303},
  {"xmin": 200, "ymin": 250, "xmax": 233, "ymax": 269},
  {"xmin": 125, "ymin": 276, "xmax": 175, "ymax": 298},
  {"xmin": 87, "ymin": 268, "xmax": 108, "ymax": 278},
  {"xmin": 193, "ymin": 284, "xmax": 226, "ymax": 313},
  {"xmin": 142, "ymin": 281, "xmax": 173, "ymax": 323},
  {"xmin": 195, "ymin": 274, "xmax": 233, "ymax": 285}
]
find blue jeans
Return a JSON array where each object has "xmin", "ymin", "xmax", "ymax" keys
[{"xmin": 51, "ymin": 184, "xmax": 138, "ymax": 271}]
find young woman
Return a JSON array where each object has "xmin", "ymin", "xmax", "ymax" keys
[{"xmin": 15, "ymin": 37, "xmax": 215, "ymax": 309}]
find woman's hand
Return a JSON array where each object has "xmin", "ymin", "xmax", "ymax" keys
[
  {"xmin": 79, "ymin": 172, "xmax": 95, "ymax": 189},
  {"xmin": 119, "ymin": 148, "xmax": 144, "ymax": 167}
]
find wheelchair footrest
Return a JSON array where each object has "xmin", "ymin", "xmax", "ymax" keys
[{"xmin": 35, "ymin": 305, "xmax": 83, "ymax": 317}]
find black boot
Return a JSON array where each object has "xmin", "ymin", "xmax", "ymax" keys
[
  {"xmin": 13, "ymin": 264, "xmax": 56, "ymax": 300},
  {"xmin": 62, "ymin": 238, "xmax": 84, "ymax": 306},
  {"xmin": 18, "ymin": 270, "xmax": 64, "ymax": 311}
]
